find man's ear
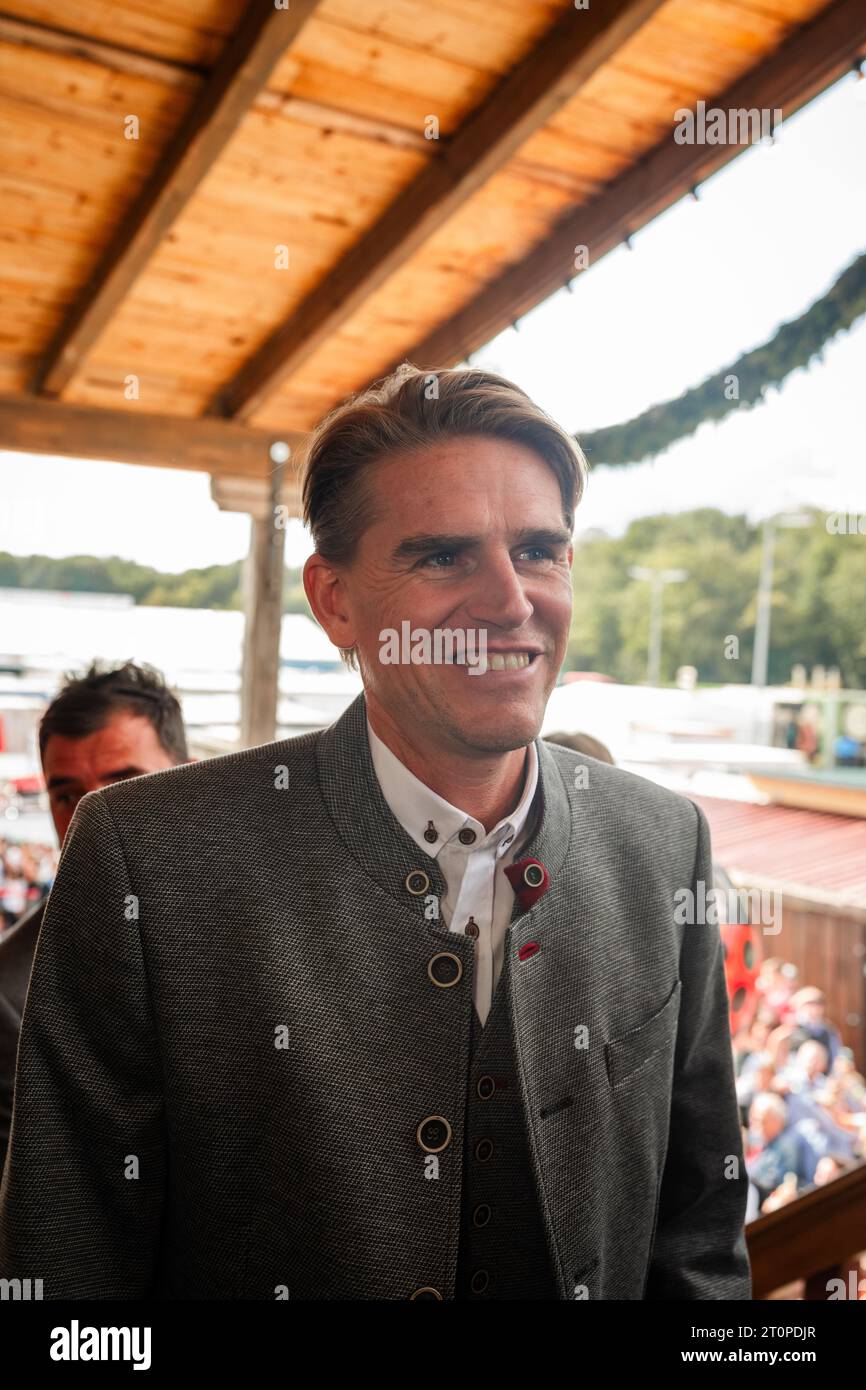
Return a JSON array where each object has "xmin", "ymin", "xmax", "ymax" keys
[{"xmin": 303, "ymin": 552, "xmax": 357, "ymax": 652}]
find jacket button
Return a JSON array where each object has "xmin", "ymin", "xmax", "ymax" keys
[
  {"xmin": 405, "ymin": 869, "xmax": 430, "ymax": 896},
  {"xmin": 523, "ymin": 862, "xmax": 544, "ymax": 888},
  {"xmin": 417, "ymin": 1115, "xmax": 453, "ymax": 1152},
  {"xmin": 474, "ymin": 1137, "xmax": 494, "ymax": 1163},
  {"xmin": 469, "ymin": 1269, "xmax": 490, "ymax": 1294},
  {"xmin": 472, "ymin": 1202, "xmax": 492, "ymax": 1228},
  {"xmin": 476, "ymin": 1075, "xmax": 496, "ymax": 1100},
  {"xmin": 409, "ymin": 1286, "xmax": 443, "ymax": 1299},
  {"xmin": 427, "ymin": 952, "xmax": 463, "ymax": 988}
]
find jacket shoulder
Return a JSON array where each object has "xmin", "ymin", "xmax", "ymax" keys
[{"xmin": 541, "ymin": 740, "xmax": 699, "ymax": 826}]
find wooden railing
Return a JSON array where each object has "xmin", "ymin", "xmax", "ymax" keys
[{"xmin": 747, "ymin": 1160, "xmax": 866, "ymax": 1298}]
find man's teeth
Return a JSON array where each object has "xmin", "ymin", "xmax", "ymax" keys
[{"xmin": 485, "ymin": 652, "xmax": 533, "ymax": 671}]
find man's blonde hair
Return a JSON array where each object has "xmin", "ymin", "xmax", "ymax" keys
[{"xmin": 299, "ymin": 362, "xmax": 588, "ymax": 671}]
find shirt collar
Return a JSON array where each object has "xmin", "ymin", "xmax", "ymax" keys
[{"xmin": 366, "ymin": 716, "xmax": 538, "ymax": 861}]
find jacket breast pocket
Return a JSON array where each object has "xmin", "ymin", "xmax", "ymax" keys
[{"xmin": 604, "ymin": 979, "xmax": 681, "ymax": 1090}]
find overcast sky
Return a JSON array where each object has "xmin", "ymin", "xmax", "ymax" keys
[{"xmin": 2, "ymin": 74, "xmax": 864, "ymax": 574}]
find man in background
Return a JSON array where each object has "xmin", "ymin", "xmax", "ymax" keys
[{"xmin": 0, "ymin": 660, "xmax": 190, "ymax": 1173}]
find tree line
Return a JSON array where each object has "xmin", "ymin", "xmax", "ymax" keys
[{"xmin": 2, "ymin": 507, "xmax": 864, "ymax": 687}]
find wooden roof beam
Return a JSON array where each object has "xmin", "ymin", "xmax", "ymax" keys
[
  {"xmin": 0, "ymin": 396, "xmax": 304, "ymax": 482},
  {"xmin": 387, "ymin": 0, "xmax": 866, "ymax": 375},
  {"xmin": 34, "ymin": 0, "xmax": 324, "ymax": 399},
  {"xmin": 212, "ymin": 0, "xmax": 667, "ymax": 421}
]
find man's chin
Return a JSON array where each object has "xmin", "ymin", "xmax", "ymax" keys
[{"xmin": 443, "ymin": 700, "xmax": 543, "ymax": 753}]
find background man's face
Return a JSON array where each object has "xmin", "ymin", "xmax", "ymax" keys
[
  {"xmin": 799, "ymin": 1042, "xmax": 828, "ymax": 1080},
  {"xmin": 342, "ymin": 435, "xmax": 574, "ymax": 754},
  {"xmin": 751, "ymin": 1105, "xmax": 783, "ymax": 1144},
  {"xmin": 43, "ymin": 712, "xmax": 177, "ymax": 842}
]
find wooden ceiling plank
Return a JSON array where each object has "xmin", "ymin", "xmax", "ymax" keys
[
  {"xmin": 0, "ymin": 11, "xmax": 441, "ymax": 155},
  {"xmin": 212, "ymin": 0, "xmax": 668, "ymax": 421},
  {"xmin": 381, "ymin": 0, "xmax": 866, "ymax": 378},
  {"xmin": 0, "ymin": 393, "xmax": 303, "ymax": 479},
  {"xmin": 0, "ymin": 14, "xmax": 204, "ymax": 87},
  {"xmin": 34, "ymin": 0, "xmax": 324, "ymax": 398},
  {"xmin": 0, "ymin": 0, "xmax": 246, "ymax": 68}
]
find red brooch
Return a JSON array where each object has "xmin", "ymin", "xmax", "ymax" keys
[{"xmin": 504, "ymin": 856, "xmax": 550, "ymax": 911}]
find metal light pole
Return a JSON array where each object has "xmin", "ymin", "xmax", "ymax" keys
[
  {"xmin": 750, "ymin": 512, "xmax": 811, "ymax": 688},
  {"xmin": 629, "ymin": 566, "xmax": 687, "ymax": 685}
]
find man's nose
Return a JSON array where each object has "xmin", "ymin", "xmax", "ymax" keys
[{"xmin": 465, "ymin": 549, "xmax": 534, "ymax": 629}]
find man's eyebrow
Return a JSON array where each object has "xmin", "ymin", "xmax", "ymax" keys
[
  {"xmin": 391, "ymin": 526, "xmax": 572, "ymax": 562},
  {"xmin": 47, "ymin": 767, "xmax": 147, "ymax": 791}
]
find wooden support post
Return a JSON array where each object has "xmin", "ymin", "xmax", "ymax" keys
[
  {"xmin": 239, "ymin": 505, "xmax": 286, "ymax": 749},
  {"xmin": 211, "ymin": 466, "xmax": 300, "ymax": 749}
]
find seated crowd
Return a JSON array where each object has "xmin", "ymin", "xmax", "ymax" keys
[{"xmin": 734, "ymin": 959, "xmax": 866, "ymax": 1218}]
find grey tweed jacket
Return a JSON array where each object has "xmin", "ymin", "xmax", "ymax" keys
[
  {"xmin": 0, "ymin": 900, "xmax": 45, "ymax": 1175},
  {"xmin": 0, "ymin": 690, "xmax": 751, "ymax": 1299}
]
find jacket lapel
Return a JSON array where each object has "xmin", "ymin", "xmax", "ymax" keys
[
  {"xmin": 317, "ymin": 690, "xmax": 449, "ymax": 912},
  {"xmin": 507, "ymin": 738, "xmax": 573, "ymax": 925}
]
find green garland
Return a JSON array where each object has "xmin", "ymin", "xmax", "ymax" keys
[{"xmin": 576, "ymin": 251, "xmax": 866, "ymax": 467}]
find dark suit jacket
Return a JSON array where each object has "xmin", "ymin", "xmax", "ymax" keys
[
  {"xmin": 0, "ymin": 691, "xmax": 751, "ymax": 1298},
  {"xmin": 0, "ymin": 901, "xmax": 44, "ymax": 1174}
]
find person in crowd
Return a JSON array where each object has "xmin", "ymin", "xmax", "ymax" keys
[
  {"xmin": 0, "ymin": 363, "xmax": 750, "ymax": 1300},
  {"xmin": 733, "ymin": 1001, "xmax": 794, "ymax": 1077},
  {"xmin": 745, "ymin": 1093, "xmax": 817, "ymax": 1212},
  {"xmin": 773, "ymin": 1039, "xmax": 858, "ymax": 1166},
  {"xmin": 776, "ymin": 1037, "xmax": 831, "ymax": 1104},
  {"xmin": 736, "ymin": 1050, "xmax": 777, "ymax": 1125},
  {"xmin": 786, "ymin": 986, "xmax": 844, "ymax": 1066},
  {"xmin": 754, "ymin": 957, "xmax": 799, "ymax": 1023},
  {"xmin": 809, "ymin": 1075, "xmax": 866, "ymax": 1150},
  {"xmin": 831, "ymin": 1050, "xmax": 866, "ymax": 1111},
  {"xmin": 0, "ymin": 660, "xmax": 190, "ymax": 1173}
]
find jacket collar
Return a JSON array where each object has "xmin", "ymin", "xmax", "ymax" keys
[
  {"xmin": 366, "ymin": 713, "xmax": 538, "ymax": 863},
  {"xmin": 317, "ymin": 690, "xmax": 572, "ymax": 922}
]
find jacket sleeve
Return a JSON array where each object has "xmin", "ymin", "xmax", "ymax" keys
[
  {"xmin": 0, "ymin": 791, "xmax": 165, "ymax": 1296},
  {"xmin": 644, "ymin": 800, "xmax": 753, "ymax": 1299}
]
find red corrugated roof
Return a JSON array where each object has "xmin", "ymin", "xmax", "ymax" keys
[{"xmin": 688, "ymin": 795, "xmax": 866, "ymax": 909}]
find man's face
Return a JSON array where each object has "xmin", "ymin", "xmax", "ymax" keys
[
  {"xmin": 800, "ymin": 1043, "xmax": 828, "ymax": 1080},
  {"xmin": 43, "ymin": 711, "xmax": 177, "ymax": 843},
  {"xmin": 799, "ymin": 1000, "xmax": 825, "ymax": 1024},
  {"xmin": 751, "ymin": 1106, "xmax": 783, "ymax": 1144},
  {"xmin": 313, "ymin": 436, "xmax": 574, "ymax": 755}
]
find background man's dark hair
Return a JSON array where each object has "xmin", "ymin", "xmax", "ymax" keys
[{"xmin": 38, "ymin": 660, "xmax": 188, "ymax": 764}]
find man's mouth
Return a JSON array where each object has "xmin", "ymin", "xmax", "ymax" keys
[
  {"xmin": 488, "ymin": 650, "xmax": 533, "ymax": 671},
  {"xmin": 475, "ymin": 651, "xmax": 539, "ymax": 672}
]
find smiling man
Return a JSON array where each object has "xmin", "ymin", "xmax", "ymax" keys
[{"xmin": 0, "ymin": 365, "xmax": 751, "ymax": 1300}]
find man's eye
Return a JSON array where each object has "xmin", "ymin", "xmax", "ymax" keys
[
  {"xmin": 519, "ymin": 546, "xmax": 554, "ymax": 561},
  {"xmin": 421, "ymin": 551, "xmax": 457, "ymax": 568}
]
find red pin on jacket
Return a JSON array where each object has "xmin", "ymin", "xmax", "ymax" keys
[{"xmin": 504, "ymin": 856, "xmax": 549, "ymax": 910}]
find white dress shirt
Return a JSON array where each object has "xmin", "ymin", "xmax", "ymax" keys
[{"xmin": 366, "ymin": 718, "xmax": 539, "ymax": 1026}]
